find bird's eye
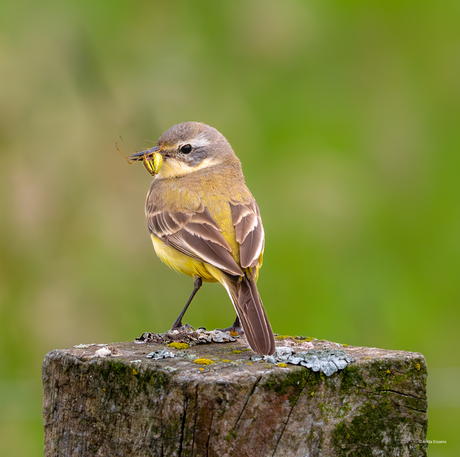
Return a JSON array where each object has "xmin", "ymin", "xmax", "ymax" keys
[{"xmin": 180, "ymin": 144, "xmax": 192, "ymax": 154}]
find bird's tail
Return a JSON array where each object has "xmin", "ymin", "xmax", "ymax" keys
[{"xmin": 223, "ymin": 273, "xmax": 275, "ymax": 356}]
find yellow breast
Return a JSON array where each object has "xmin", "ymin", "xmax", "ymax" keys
[{"xmin": 151, "ymin": 235, "xmax": 221, "ymax": 283}]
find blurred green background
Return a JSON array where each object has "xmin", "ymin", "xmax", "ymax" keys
[{"xmin": 1, "ymin": 0, "xmax": 459, "ymax": 455}]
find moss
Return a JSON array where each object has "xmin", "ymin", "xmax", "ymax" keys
[
  {"xmin": 97, "ymin": 361, "xmax": 134, "ymax": 397},
  {"xmin": 263, "ymin": 368, "xmax": 309, "ymax": 393},
  {"xmin": 364, "ymin": 358, "xmax": 425, "ymax": 393},
  {"xmin": 104, "ymin": 360, "xmax": 130, "ymax": 377},
  {"xmin": 309, "ymin": 370, "xmax": 326, "ymax": 387},
  {"xmin": 340, "ymin": 364, "xmax": 365, "ymax": 393},
  {"xmin": 332, "ymin": 400, "xmax": 426, "ymax": 456},
  {"xmin": 262, "ymin": 367, "xmax": 311, "ymax": 406},
  {"xmin": 337, "ymin": 402, "xmax": 352, "ymax": 418},
  {"xmin": 225, "ymin": 429, "xmax": 237, "ymax": 442},
  {"xmin": 147, "ymin": 371, "xmax": 170, "ymax": 389},
  {"xmin": 159, "ymin": 410, "xmax": 186, "ymax": 452},
  {"xmin": 317, "ymin": 398, "xmax": 351, "ymax": 420},
  {"xmin": 96, "ymin": 360, "xmax": 172, "ymax": 399}
]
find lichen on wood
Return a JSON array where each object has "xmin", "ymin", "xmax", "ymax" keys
[{"xmin": 42, "ymin": 336, "xmax": 428, "ymax": 456}]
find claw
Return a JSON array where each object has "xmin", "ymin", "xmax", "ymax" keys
[
  {"xmin": 169, "ymin": 323, "xmax": 196, "ymax": 333},
  {"xmin": 217, "ymin": 315, "xmax": 244, "ymax": 337}
]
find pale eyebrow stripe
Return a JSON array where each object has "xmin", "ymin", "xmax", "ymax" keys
[{"xmin": 190, "ymin": 134, "xmax": 210, "ymax": 148}]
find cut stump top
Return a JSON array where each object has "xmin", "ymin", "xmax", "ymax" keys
[{"xmin": 42, "ymin": 335, "xmax": 428, "ymax": 457}]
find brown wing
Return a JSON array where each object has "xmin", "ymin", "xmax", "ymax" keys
[
  {"xmin": 230, "ymin": 201, "xmax": 264, "ymax": 269},
  {"xmin": 146, "ymin": 202, "xmax": 244, "ymax": 276}
]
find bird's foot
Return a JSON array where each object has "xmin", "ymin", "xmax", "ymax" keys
[
  {"xmin": 217, "ymin": 324, "xmax": 244, "ymax": 338},
  {"xmin": 168, "ymin": 322, "xmax": 196, "ymax": 334}
]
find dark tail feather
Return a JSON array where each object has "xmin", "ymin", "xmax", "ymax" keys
[{"xmin": 225, "ymin": 275, "xmax": 275, "ymax": 356}]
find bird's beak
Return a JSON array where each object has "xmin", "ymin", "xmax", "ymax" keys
[
  {"xmin": 129, "ymin": 146, "xmax": 163, "ymax": 175},
  {"xmin": 128, "ymin": 145, "xmax": 160, "ymax": 162}
]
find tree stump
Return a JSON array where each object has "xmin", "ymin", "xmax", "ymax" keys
[{"xmin": 42, "ymin": 335, "xmax": 428, "ymax": 456}]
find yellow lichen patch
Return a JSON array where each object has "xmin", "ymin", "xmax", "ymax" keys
[
  {"xmin": 193, "ymin": 358, "xmax": 214, "ymax": 365},
  {"xmin": 386, "ymin": 369, "xmax": 391, "ymax": 374},
  {"xmin": 276, "ymin": 335, "xmax": 314, "ymax": 343},
  {"xmin": 232, "ymin": 350, "xmax": 242, "ymax": 354},
  {"xmin": 277, "ymin": 363, "xmax": 288, "ymax": 368},
  {"xmin": 229, "ymin": 330, "xmax": 239, "ymax": 337},
  {"xmin": 168, "ymin": 342, "xmax": 189, "ymax": 350},
  {"xmin": 102, "ymin": 388, "xmax": 106, "ymax": 392},
  {"xmin": 415, "ymin": 363, "xmax": 421, "ymax": 371},
  {"xmin": 247, "ymin": 362, "xmax": 253, "ymax": 365},
  {"xmin": 132, "ymin": 368, "xmax": 138, "ymax": 375},
  {"xmin": 242, "ymin": 348, "xmax": 251, "ymax": 351},
  {"xmin": 365, "ymin": 356, "xmax": 371, "ymax": 359},
  {"xmin": 222, "ymin": 359, "xmax": 231, "ymax": 363},
  {"xmin": 199, "ymin": 368, "xmax": 205, "ymax": 371},
  {"xmin": 342, "ymin": 343, "xmax": 348, "ymax": 347}
]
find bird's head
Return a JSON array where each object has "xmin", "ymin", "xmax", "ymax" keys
[{"xmin": 128, "ymin": 122, "xmax": 239, "ymax": 179}]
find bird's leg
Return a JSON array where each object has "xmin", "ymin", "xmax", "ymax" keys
[
  {"xmin": 218, "ymin": 315, "xmax": 244, "ymax": 337},
  {"xmin": 170, "ymin": 276, "xmax": 202, "ymax": 330}
]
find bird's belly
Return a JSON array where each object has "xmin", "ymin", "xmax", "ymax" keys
[{"xmin": 151, "ymin": 235, "xmax": 218, "ymax": 282}]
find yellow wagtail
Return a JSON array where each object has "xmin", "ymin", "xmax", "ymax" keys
[{"xmin": 128, "ymin": 122, "xmax": 275, "ymax": 356}]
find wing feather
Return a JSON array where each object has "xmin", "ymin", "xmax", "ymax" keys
[
  {"xmin": 147, "ymin": 203, "xmax": 243, "ymax": 276},
  {"xmin": 183, "ymin": 223, "xmax": 232, "ymax": 250},
  {"xmin": 230, "ymin": 202, "xmax": 265, "ymax": 269}
]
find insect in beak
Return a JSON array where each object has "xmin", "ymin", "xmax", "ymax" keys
[
  {"xmin": 117, "ymin": 143, "xmax": 163, "ymax": 176},
  {"xmin": 142, "ymin": 151, "xmax": 163, "ymax": 176}
]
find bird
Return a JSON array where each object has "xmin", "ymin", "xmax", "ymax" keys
[{"xmin": 127, "ymin": 122, "xmax": 275, "ymax": 356}]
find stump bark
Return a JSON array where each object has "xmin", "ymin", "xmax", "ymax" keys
[{"xmin": 42, "ymin": 337, "xmax": 428, "ymax": 456}]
